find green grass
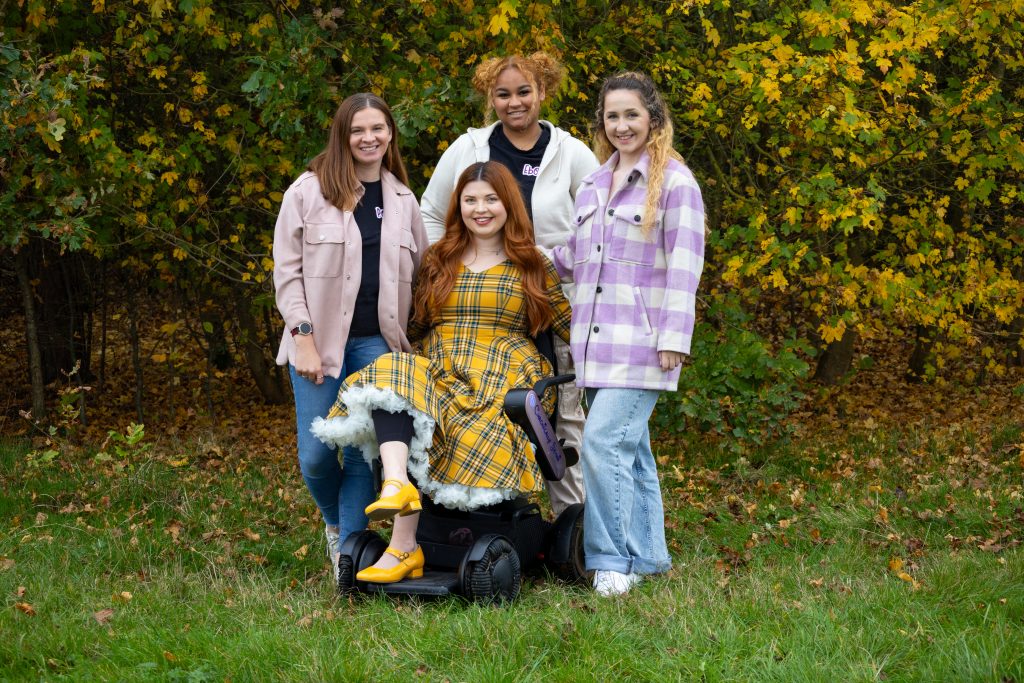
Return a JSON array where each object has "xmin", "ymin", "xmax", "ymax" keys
[{"xmin": 1, "ymin": 424, "xmax": 1022, "ymax": 682}]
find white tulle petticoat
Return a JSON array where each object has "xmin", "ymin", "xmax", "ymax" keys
[{"xmin": 310, "ymin": 384, "xmax": 522, "ymax": 511}]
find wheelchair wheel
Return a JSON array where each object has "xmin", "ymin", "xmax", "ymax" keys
[
  {"xmin": 337, "ymin": 530, "xmax": 387, "ymax": 595},
  {"xmin": 548, "ymin": 504, "xmax": 588, "ymax": 585},
  {"xmin": 460, "ymin": 534, "xmax": 521, "ymax": 604},
  {"xmin": 337, "ymin": 554, "xmax": 355, "ymax": 595}
]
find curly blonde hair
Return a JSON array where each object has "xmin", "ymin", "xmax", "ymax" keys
[
  {"xmin": 471, "ymin": 51, "xmax": 564, "ymax": 124},
  {"xmin": 592, "ymin": 72, "xmax": 684, "ymax": 238}
]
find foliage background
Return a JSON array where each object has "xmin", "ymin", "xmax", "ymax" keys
[{"xmin": 2, "ymin": 0, "xmax": 1022, "ymax": 442}]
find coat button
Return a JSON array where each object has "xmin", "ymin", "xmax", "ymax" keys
[
  {"xmin": 593, "ymin": 325, "xmax": 599, "ymax": 333},
  {"xmin": 628, "ymin": 173, "xmax": 636, "ymax": 182},
  {"xmin": 607, "ymin": 209, "xmax": 614, "ymax": 216},
  {"xmin": 596, "ymin": 245, "xmax": 601, "ymax": 252},
  {"xmin": 346, "ymin": 275, "xmax": 351, "ymax": 280},
  {"xmin": 634, "ymin": 215, "xmax": 641, "ymax": 222},
  {"xmin": 596, "ymin": 286, "xmax": 602, "ymax": 293},
  {"xmin": 577, "ymin": 216, "xmax": 583, "ymax": 223}
]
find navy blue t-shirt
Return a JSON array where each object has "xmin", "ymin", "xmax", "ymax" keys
[
  {"xmin": 349, "ymin": 180, "xmax": 383, "ymax": 337},
  {"xmin": 487, "ymin": 123, "xmax": 551, "ymax": 221}
]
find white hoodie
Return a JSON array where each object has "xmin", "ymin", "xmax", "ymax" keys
[{"xmin": 420, "ymin": 120, "xmax": 599, "ymax": 254}]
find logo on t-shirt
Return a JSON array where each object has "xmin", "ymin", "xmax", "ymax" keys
[
  {"xmin": 521, "ymin": 163, "xmax": 540, "ymax": 177},
  {"xmin": 375, "ymin": 206, "xmax": 384, "ymax": 219}
]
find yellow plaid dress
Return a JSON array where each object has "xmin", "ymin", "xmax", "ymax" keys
[{"xmin": 315, "ymin": 258, "xmax": 571, "ymax": 510}]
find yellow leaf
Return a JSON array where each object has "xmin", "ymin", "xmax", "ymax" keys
[
  {"xmin": 488, "ymin": 13, "xmax": 510, "ymax": 35},
  {"xmin": 769, "ymin": 268, "xmax": 789, "ymax": 290},
  {"xmin": 819, "ymin": 320, "xmax": 847, "ymax": 345},
  {"xmin": 851, "ymin": 1, "xmax": 873, "ymax": 24},
  {"xmin": 896, "ymin": 571, "xmax": 921, "ymax": 589}
]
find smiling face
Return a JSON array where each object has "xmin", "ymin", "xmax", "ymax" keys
[
  {"xmin": 491, "ymin": 66, "xmax": 544, "ymax": 134},
  {"xmin": 460, "ymin": 180, "xmax": 508, "ymax": 241},
  {"xmin": 602, "ymin": 88, "xmax": 652, "ymax": 164},
  {"xmin": 348, "ymin": 106, "xmax": 392, "ymax": 175}
]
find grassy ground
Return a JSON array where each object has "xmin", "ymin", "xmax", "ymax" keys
[{"xmin": 1, "ymin": 418, "xmax": 1022, "ymax": 682}]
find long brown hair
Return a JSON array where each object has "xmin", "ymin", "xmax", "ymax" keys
[
  {"xmin": 592, "ymin": 72, "xmax": 683, "ymax": 237},
  {"xmin": 412, "ymin": 162, "xmax": 554, "ymax": 335},
  {"xmin": 307, "ymin": 93, "xmax": 409, "ymax": 211}
]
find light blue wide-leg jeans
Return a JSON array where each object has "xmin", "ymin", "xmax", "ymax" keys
[
  {"xmin": 581, "ymin": 387, "xmax": 671, "ymax": 576},
  {"xmin": 289, "ymin": 334, "xmax": 390, "ymax": 541}
]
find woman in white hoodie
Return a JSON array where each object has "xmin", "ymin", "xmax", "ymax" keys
[{"xmin": 420, "ymin": 52, "xmax": 598, "ymax": 514}]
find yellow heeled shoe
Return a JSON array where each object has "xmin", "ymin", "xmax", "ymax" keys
[
  {"xmin": 355, "ymin": 546, "xmax": 425, "ymax": 583},
  {"xmin": 364, "ymin": 479, "xmax": 421, "ymax": 521}
]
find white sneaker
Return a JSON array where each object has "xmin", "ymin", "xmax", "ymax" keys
[
  {"xmin": 593, "ymin": 570, "xmax": 641, "ymax": 596},
  {"xmin": 325, "ymin": 526, "xmax": 340, "ymax": 581}
]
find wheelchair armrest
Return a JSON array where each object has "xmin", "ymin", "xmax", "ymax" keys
[
  {"xmin": 531, "ymin": 373, "xmax": 576, "ymax": 403},
  {"xmin": 503, "ymin": 373, "xmax": 576, "ymax": 482}
]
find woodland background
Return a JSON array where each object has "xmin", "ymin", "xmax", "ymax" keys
[
  {"xmin": 1, "ymin": 0, "xmax": 1023, "ymax": 447},
  {"xmin": 2, "ymin": 3, "xmax": 1023, "ymax": 679}
]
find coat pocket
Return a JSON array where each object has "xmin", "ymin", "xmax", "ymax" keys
[
  {"xmin": 632, "ymin": 286, "xmax": 654, "ymax": 336},
  {"xmin": 302, "ymin": 222, "xmax": 347, "ymax": 278},
  {"xmin": 609, "ymin": 212, "xmax": 657, "ymax": 266},
  {"xmin": 398, "ymin": 229, "xmax": 418, "ymax": 283},
  {"xmin": 572, "ymin": 207, "xmax": 597, "ymax": 264}
]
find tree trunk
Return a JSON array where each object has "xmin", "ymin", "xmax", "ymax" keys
[
  {"xmin": 30, "ymin": 242, "xmax": 93, "ymax": 384},
  {"xmin": 233, "ymin": 287, "xmax": 287, "ymax": 404},
  {"xmin": 98, "ymin": 260, "xmax": 108, "ymax": 392},
  {"xmin": 127, "ymin": 287, "xmax": 145, "ymax": 423},
  {"xmin": 905, "ymin": 326, "xmax": 934, "ymax": 382},
  {"xmin": 15, "ymin": 248, "xmax": 47, "ymax": 420},
  {"xmin": 1006, "ymin": 316, "xmax": 1024, "ymax": 368},
  {"xmin": 813, "ymin": 327, "xmax": 858, "ymax": 385}
]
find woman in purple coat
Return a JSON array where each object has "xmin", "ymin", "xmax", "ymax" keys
[{"xmin": 552, "ymin": 72, "xmax": 706, "ymax": 596}]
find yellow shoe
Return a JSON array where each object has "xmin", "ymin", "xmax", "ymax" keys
[
  {"xmin": 364, "ymin": 479, "xmax": 421, "ymax": 521},
  {"xmin": 356, "ymin": 546, "xmax": 425, "ymax": 583}
]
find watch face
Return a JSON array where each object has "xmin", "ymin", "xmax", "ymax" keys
[{"xmin": 298, "ymin": 322, "xmax": 313, "ymax": 335}]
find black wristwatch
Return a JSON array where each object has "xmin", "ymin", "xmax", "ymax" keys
[{"xmin": 290, "ymin": 321, "xmax": 313, "ymax": 337}]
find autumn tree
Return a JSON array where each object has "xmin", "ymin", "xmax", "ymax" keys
[{"xmin": 3, "ymin": 0, "xmax": 1021, "ymax": 441}]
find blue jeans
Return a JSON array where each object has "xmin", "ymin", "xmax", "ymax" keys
[
  {"xmin": 290, "ymin": 334, "xmax": 390, "ymax": 541},
  {"xmin": 581, "ymin": 388, "xmax": 671, "ymax": 575}
]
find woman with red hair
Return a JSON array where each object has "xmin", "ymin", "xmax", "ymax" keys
[{"xmin": 312, "ymin": 161, "xmax": 571, "ymax": 583}]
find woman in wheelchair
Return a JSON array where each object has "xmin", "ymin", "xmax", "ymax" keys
[{"xmin": 312, "ymin": 161, "xmax": 571, "ymax": 583}]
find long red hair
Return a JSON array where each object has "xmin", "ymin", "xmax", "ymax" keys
[{"xmin": 412, "ymin": 162, "xmax": 554, "ymax": 335}]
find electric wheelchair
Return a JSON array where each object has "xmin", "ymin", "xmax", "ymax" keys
[{"xmin": 334, "ymin": 332, "xmax": 587, "ymax": 603}]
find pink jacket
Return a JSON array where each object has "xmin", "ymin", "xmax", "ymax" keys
[{"xmin": 273, "ymin": 169, "xmax": 428, "ymax": 378}]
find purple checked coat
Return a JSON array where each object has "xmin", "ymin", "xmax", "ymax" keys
[{"xmin": 551, "ymin": 151, "xmax": 705, "ymax": 391}]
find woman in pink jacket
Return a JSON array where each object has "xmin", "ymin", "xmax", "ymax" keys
[{"xmin": 273, "ymin": 93, "xmax": 428, "ymax": 581}]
